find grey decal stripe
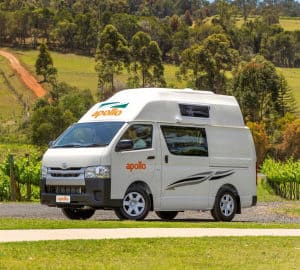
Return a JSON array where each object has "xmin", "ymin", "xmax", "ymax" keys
[{"xmin": 166, "ymin": 170, "xmax": 235, "ymax": 190}]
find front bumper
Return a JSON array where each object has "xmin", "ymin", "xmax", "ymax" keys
[{"xmin": 40, "ymin": 178, "xmax": 122, "ymax": 209}]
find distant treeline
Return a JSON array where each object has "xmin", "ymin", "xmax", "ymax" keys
[{"xmin": 0, "ymin": 0, "xmax": 300, "ymax": 67}]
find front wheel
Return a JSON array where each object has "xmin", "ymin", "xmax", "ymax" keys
[
  {"xmin": 211, "ymin": 189, "xmax": 237, "ymax": 222},
  {"xmin": 114, "ymin": 186, "xmax": 151, "ymax": 221},
  {"xmin": 155, "ymin": 211, "xmax": 178, "ymax": 220},
  {"xmin": 62, "ymin": 208, "xmax": 95, "ymax": 220}
]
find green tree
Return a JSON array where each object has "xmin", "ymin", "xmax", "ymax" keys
[
  {"xmin": 129, "ymin": 31, "xmax": 165, "ymax": 88},
  {"xmin": 180, "ymin": 33, "xmax": 238, "ymax": 93},
  {"xmin": 95, "ymin": 24, "xmax": 129, "ymax": 99},
  {"xmin": 35, "ymin": 43, "xmax": 57, "ymax": 83},
  {"xmin": 232, "ymin": 55, "xmax": 284, "ymax": 122}
]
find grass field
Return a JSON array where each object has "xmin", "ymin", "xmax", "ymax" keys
[
  {"xmin": 236, "ymin": 16, "xmax": 300, "ymax": 32},
  {"xmin": 277, "ymin": 67, "xmax": 300, "ymax": 113},
  {"xmin": 279, "ymin": 17, "xmax": 300, "ymax": 32},
  {"xmin": 0, "ymin": 61, "xmax": 23, "ymax": 123},
  {"xmin": 0, "ymin": 237, "xmax": 299, "ymax": 269},
  {"xmin": 1, "ymin": 217, "xmax": 300, "ymax": 230},
  {"xmin": 9, "ymin": 48, "xmax": 187, "ymax": 97}
]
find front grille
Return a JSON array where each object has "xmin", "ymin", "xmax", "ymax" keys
[
  {"xmin": 48, "ymin": 167, "xmax": 83, "ymax": 178},
  {"xmin": 46, "ymin": 185, "xmax": 85, "ymax": 194}
]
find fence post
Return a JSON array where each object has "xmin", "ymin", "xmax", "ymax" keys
[
  {"xmin": 9, "ymin": 154, "xmax": 16, "ymax": 201},
  {"xmin": 25, "ymin": 153, "xmax": 31, "ymax": 201}
]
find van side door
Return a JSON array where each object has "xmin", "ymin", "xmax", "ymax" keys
[
  {"xmin": 159, "ymin": 125, "xmax": 210, "ymax": 210},
  {"xmin": 110, "ymin": 123, "xmax": 159, "ymax": 200}
]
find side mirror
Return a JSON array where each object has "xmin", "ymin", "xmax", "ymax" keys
[
  {"xmin": 48, "ymin": 141, "xmax": 54, "ymax": 148},
  {"xmin": 115, "ymin": 139, "xmax": 133, "ymax": 152}
]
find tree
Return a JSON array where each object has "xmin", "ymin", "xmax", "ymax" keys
[
  {"xmin": 234, "ymin": 0, "xmax": 257, "ymax": 22},
  {"xmin": 35, "ymin": 43, "xmax": 57, "ymax": 83},
  {"xmin": 30, "ymin": 83, "xmax": 94, "ymax": 145},
  {"xmin": 232, "ymin": 55, "xmax": 283, "ymax": 122},
  {"xmin": 247, "ymin": 121, "xmax": 270, "ymax": 165},
  {"xmin": 278, "ymin": 119, "xmax": 300, "ymax": 160},
  {"xmin": 180, "ymin": 33, "xmax": 238, "ymax": 93},
  {"xmin": 95, "ymin": 24, "xmax": 130, "ymax": 100},
  {"xmin": 129, "ymin": 31, "xmax": 165, "ymax": 88}
]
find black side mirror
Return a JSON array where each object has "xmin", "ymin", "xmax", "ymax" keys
[{"xmin": 115, "ymin": 139, "xmax": 133, "ymax": 152}]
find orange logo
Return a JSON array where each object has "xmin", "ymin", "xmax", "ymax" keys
[
  {"xmin": 126, "ymin": 161, "xmax": 147, "ymax": 172},
  {"xmin": 92, "ymin": 108, "xmax": 122, "ymax": 118}
]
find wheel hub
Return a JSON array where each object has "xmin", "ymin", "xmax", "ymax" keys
[{"xmin": 123, "ymin": 191, "xmax": 145, "ymax": 217}]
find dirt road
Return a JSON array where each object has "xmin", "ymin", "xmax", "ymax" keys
[{"xmin": 0, "ymin": 49, "xmax": 46, "ymax": 97}]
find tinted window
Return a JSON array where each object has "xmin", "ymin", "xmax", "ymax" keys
[
  {"xmin": 53, "ymin": 122, "xmax": 124, "ymax": 148},
  {"xmin": 119, "ymin": 124, "xmax": 153, "ymax": 150},
  {"xmin": 161, "ymin": 126, "xmax": 208, "ymax": 156},
  {"xmin": 179, "ymin": 104, "xmax": 209, "ymax": 118}
]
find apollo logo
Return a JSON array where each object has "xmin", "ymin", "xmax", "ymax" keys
[
  {"xmin": 126, "ymin": 161, "xmax": 147, "ymax": 172},
  {"xmin": 92, "ymin": 102, "xmax": 129, "ymax": 118}
]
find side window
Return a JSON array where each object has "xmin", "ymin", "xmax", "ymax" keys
[
  {"xmin": 179, "ymin": 104, "xmax": 210, "ymax": 118},
  {"xmin": 161, "ymin": 126, "xmax": 208, "ymax": 156},
  {"xmin": 119, "ymin": 124, "xmax": 153, "ymax": 150}
]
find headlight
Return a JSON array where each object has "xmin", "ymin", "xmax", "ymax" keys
[
  {"xmin": 85, "ymin": 166, "xmax": 111, "ymax": 179},
  {"xmin": 41, "ymin": 166, "xmax": 48, "ymax": 178}
]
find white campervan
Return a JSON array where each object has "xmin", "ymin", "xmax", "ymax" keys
[{"xmin": 41, "ymin": 88, "xmax": 257, "ymax": 221}]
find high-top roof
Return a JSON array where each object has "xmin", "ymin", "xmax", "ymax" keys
[{"xmin": 79, "ymin": 88, "xmax": 245, "ymax": 127}]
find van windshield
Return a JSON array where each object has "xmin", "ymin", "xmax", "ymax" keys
[{"xmin": 52, "ymin": 122, "xmax": 125, "ymax": 148}]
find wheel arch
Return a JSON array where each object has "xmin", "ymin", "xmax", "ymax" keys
[
  {"xmin": 215, "ymin": 184, "xmax": 241, "ymax": 214},
  {"xmin": 126, "ymin": 181, "xmax": 154, "ymax": 211}
]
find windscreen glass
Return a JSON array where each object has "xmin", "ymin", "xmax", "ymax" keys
[{"xmin": 52, "ymin": 122, "xmax": 125, "ymax": 148}]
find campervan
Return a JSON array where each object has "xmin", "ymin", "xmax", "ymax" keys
[{"xmin": 40, "ymin": 88, "xmax": 257, "ymax": 221}]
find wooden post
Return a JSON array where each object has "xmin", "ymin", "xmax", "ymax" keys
[
  {"xmin": 9, "ymin": 154, "xmax": 16, "ymax": 201},
  {"xmin": 25, "ymin": 153, "xmax": 31, "ymax": 201}
]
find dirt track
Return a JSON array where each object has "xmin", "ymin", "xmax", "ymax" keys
[{"xmin": 0, "ymin": 49, "xmax": 46, "ymax": 97}]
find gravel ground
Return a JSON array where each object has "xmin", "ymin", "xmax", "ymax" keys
[{"xmin": 0, "ymin": 202, "xmax": 299, "ymax": 223}]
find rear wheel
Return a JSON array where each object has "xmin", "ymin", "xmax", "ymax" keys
[
  {"xmin": 114, "ymin": 186, "xmax": 151, "ymax": 221},
  {"xmin": 155, "ymin": 211, "xmax": 178, "ymax": 220},
  {"xmin": 62, "ymin": 208, "xmax": 95, "ymax": 220},
  {"xmin": 211, "ymin": 189, "xmax": 237, "ymax": 222}
]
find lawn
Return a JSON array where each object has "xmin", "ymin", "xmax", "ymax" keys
[
  {"xmin": 1, "ymin": 218, "xmax": 299, "ymax": 230},
  {"xmin": 0, "ymin": 237, "xmax": 299, "ymax": 269}
]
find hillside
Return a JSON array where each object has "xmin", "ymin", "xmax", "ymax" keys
[{"xmin": 9, "ymin": 48, "xmax": 300, "ymax": 113}]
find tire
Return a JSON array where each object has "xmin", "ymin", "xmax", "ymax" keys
[
  {"xmin": 114, "ymin": 186, "xmax": 151, "ymax": 221},
  {"xmin": 155, "ymin": 211, "xmax": 178, "ymax": 220},
  {"xmin": 62, "ymin": 208, "xmax": 95, "ymax": 220},
  {"xmin": 211, "ymin": 189, "xmax": 237, "ymax": 222}
]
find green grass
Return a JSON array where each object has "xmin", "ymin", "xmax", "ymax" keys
[
  {"xmin": 279, "ymin": 17, "xmax": 300, "ymax": 31},
  {"xmin": 277, "ymin": 67, "xmax": 300, "ymax": 113},
  {"xmin": 0, "ymin": 237, "xmax": 299, "ymax": 269},
  {"xmin": 0, "ymin": 63, "xmax": 23, "ymax": 123},
  {"xmin": 9, "ymin": 49, "xmax": 187, "ymax": 97},
  {"xmin": 236, "ymin": 15, "xmax": 300, "ymax": 32},
  {"xmin": 1, "ymin": 218, "xmax": 299, "ymax": 230},
  {"xmin": 257, "ymin": 176, "xmax": 285, "ymax": 202}
]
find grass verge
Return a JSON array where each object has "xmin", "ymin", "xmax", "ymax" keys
[
  {"xmin": 0, "ymin": 218, "xmax": 299, "ymax": 230},
  {"xmin": 0, "ymin": 237, "xmax": 299, "ymax": 269}
]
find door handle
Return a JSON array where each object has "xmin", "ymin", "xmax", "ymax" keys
[
  {"xmin": 147, "ymin": 156, "xmax": 155, "ymax": 160},
  {"xmin": 165, "ymin": 155, "xmax": 168, "ymax": 163}
]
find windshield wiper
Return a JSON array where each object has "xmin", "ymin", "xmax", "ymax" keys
[
  {"xmin": 85, "ymin": 143, "xmax": 107, "ymax": 147},
  {"xmin": 53, "ymin": 143, "xmax": 83, "ymax": 148}
]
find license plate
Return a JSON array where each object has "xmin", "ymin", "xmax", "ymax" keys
[{"xmin": 56, "ymin": 195, "xmax": 71, "ymax": 203}]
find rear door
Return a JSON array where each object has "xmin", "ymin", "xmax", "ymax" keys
[{"xmin": 159, "ymin": 125, "xmax": 210, "ymax": 210}]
